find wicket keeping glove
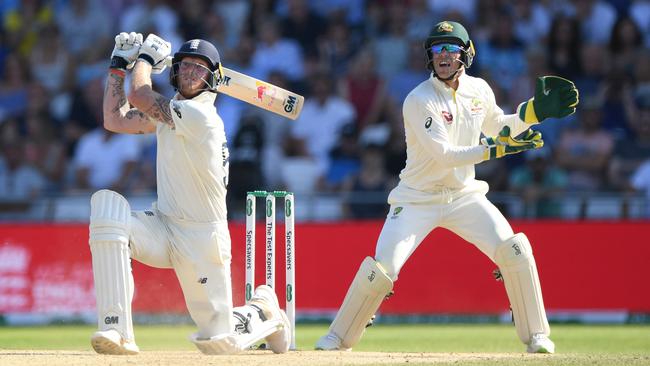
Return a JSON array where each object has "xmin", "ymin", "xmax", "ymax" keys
[
  {"xmin": 110, "ymin": 32, "xmax": 143, "ymax": 70},
  {"xmin": 481, "ymin": 126, "xmax": 544, "ymax": 160},
  {"xmin": 517, "ymin": 76, "xmax": 579, "ymax": 124},
  {"xmin": 138, "ymin": 33, "xmax": 172, "ymax": 73}
]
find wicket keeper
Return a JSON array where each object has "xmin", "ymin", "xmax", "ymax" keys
[{"xmin": 316, "ymin": 20, "xmax": 578, "ymax": 354}]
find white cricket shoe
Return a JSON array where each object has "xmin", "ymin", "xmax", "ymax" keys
[
  {"xmin": 250, "ymin": 285, "xmax": 292, "ymax": 354},
  {"xmin": 315, "ymin": 332, "xmax": 351, "ymax": 351},
  {"xmin": 527, "ymin": 333, "xmax": 555, "ymax": 354},
  {"xmin": 91, "ymin": 329, "xmax": 139, "ymax": 355}
]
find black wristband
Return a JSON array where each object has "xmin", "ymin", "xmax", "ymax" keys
[
  {"xmin": 109, "ymin": 56, "xmax": 129, "ymax": 70},
  {"xmin": 138, "ymin": 54, "xmax": 155, "ymax": 66}
]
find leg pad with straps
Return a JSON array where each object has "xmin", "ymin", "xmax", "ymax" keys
[
  {"xmin": 494, "ymin": 233, "xmax": 550, "ymax": 344},
  {"xmin": 329, "ymin": 257, "xmax": 393, "ymax": 349}
]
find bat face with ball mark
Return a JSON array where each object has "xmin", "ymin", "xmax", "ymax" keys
[
  {"xmin": 165, "ymin": 57, "xmax": 304, "ymax": 120},
  {"xmin": 218, "ymin": 67, "xmax": 304, "ymax": 120}
]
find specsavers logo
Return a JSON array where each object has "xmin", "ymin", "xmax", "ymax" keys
[{"xmin": 424, "ymin": 117, "xmax": 432, "ymax": 129}]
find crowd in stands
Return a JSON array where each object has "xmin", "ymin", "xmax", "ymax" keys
[{"xmin": 0, "ymin": 0, "xmax": 649, "ymax": 219}]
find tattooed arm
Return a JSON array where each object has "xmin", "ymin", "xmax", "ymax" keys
[
  {"xmin": 128, "ymin": 60, "xmax": 175, "ymax": 128},
  {"xmin": 102, "ymin": 68, "xmax": 157, "ymax": 134}
]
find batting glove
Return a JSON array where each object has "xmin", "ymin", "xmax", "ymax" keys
[
  {"xmin": 517, "ymin": 76, "xmax": 579, "ymax": 124},
  {"xmin": 481, "ymin": 126, "xmax": 544, "ymax": 160},
  {"xmin": 138, "ymin": 33, "xmax": 172, "ymax": 72},
  {"xmin": 110, "ymin": 32, "xmax": 143, "ymax": 70}
]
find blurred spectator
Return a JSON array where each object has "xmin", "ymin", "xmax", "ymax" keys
[
  {"xmin": 476, "ymin": 11, "xmax": 527, "ymax": 93},
  {"xmin": 373, "ymin": 2, "xmax": 409, "ymax": 76},
  {"xmin": 546, "ymin": 15, "xmax": 582, "ymax": 79},
  {"xmin": 251, "ymin": 17, "xmax": 304, "ymax": 81},
  {"xmin": 285, "ymin": 72, "xmax": 355, "ymax": 189},
  {"xmin": 609, "ymin": 89, "xmax": 650, "ymax": 190},
  {"xmin": 212, "ymin": 0, "xmax": 249, "ymax": 47},
  {"xmin": 387, "ymin": 41, "xmax": 430, "ymax": 105},
  {"xmin": 28, "ymin": 25, "xmax": 74, "ymax": 98},
  {"xmin": 426, "ymin": 0, "xmax": 477, "ymax": 23},
  {"xmin": 317, "ymin": 19, "xmax": 357, "ymax": 75},
  {"xmin": 280, "ymin": 0, "xmax": 327, "ymax": 58},
  {"xmin": 339, "ymin": 48, "xmax": 387, "ymax": 131},
  {"xmin": 64, "ymin": 76, "xmax": 106, "ymax": 156},
  {"xmin": 23, "ymin": 113, "xmax": 67, "ymax": 193},
  {"xmin": 308, "ymin": 0, "xmax": 366, "ymax": 26},
  {"xmin": 572, "ymin": 0, "xmax": 617, "ymax": 45},
  {"xmin": 406, "ymin": 0, "xmax": 435, "ymax": 41},
  {"xmin": 177, "ymin": 0, "xmax": 208, "ymax": 41},
  {"xmin": 341, "ymin": 144, "xmax": 393, "ymax": 219},
  {"xmin": 509, "ymin": 148, "xmax": 568, "ymax": 218},
  {"xmin": 630, "ymin": 0, "xmax": 650, "ymax": 48},
  {"xmin": 120, "ymin": 0, "xmax": 180, "ymax": 48},
  {"xmin": 55, "ymin": 0, "xmax": 111, "ymax": 56},
  {"xmin": 608, "ymin": 15, "xmax": 644, "ymax": 76},
  {"xmin": 319, "ymin": 123, "xmax": 361, "ymax": 192},
  {"xmin": 555, "ymin": 98, "xmax": 615, "ymax": 191},
  {"xmin": 2, "ymin": 0, "xmax": 54, "ymax": 57},
  {"xmin": 0, "ymin": 139, "xmax": 46, "ymax": 201},
  {"xmin": 227, "ymin": 113, "xmax": 265, "ymax": 214},
  {"xmin": 0, "ymin": 53, "xmax": 30, "ymax": 119},
  {"xmin": 574, "ymin": 44, "xmax": 609, "ymax": 101},
  {"xmin": 72, "ymin": 127, "xmax": 140, "ymax": 194},
  {"xmin": 246, "ymin": 0, "xmax": 278, "ymax": 39},
  {"xmin": 512, "ymin": 0, "xmax": 551, "ymax": 46}
]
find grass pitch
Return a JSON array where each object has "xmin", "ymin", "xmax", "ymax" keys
[{"xmin": 1, "ymin": 323, "xmax": 648, "ymax": 365}]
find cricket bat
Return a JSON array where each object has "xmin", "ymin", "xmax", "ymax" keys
[{"xmin": 164, "ymin": 57, "xmax": 304, "ymax": 120}]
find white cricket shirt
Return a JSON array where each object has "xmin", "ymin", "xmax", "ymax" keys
[
  {"xmin": 156, "ymin": 91, "xmax": 229, "ymax": 222},
  {"xmin": 388, "ymin": 72, "xmax": 531, "ymax": 204}
]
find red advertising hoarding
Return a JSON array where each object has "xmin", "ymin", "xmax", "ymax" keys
[{"xmin": 1, "ymin": 221, "xmax": 649, "ymax": 318}]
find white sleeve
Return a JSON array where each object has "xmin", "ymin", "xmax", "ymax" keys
[
  {"xmin": 170, "ymin": 99, "xmax": 214, "ymax": 140},
  {"xmin": 480, "ymin": 79, "xmax": 532, "ymax": 137},
  {"xmin": 403, "ymin": 94, "xmax": 485, "ymax": 168}
]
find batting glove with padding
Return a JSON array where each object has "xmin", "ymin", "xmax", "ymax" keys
[
  {"xmin": 517, "ymin": 76, "xmax": 579, "ymax": 124},
  {"xmin": 110, "ymin": 32, "xmax": 143, "ymax": 70},
  {"xmin": 138, "ymin": 34, "xmax": 172, "ymax": 72},
  {"xmin": 481, "ymin": 126, "xmax": 544, "ymax": 160}
]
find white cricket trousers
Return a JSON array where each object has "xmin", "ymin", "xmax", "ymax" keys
[
  {"xmin": 375, "ymin": 192, "xmax": 514, "ymax": 280},
  {"xmin": 128, "ymin": 208, "xmax": 234, "ymax": 338}
]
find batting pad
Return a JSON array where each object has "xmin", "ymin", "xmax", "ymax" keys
[
  {"xmin": 494, "ymin": 233, "xmax": 550, "ymax": 344},
  {"xmin": 330, "ymin": 257, "xmax": 394, "ymax": 349},
  {"xmin": 89, "ymin": 190, "xmax": 135, "ymax": 342}
]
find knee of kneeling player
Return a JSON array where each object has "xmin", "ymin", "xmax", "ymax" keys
[
  {"xmin": 89, "ymin": 189, "xmax": 132, "ymax": 244},
  {"xmin": 494, "ymin": 233, "xmax": 534, "ymax": 268}
]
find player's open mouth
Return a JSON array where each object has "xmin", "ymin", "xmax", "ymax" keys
[{"xmin": 438, "ymin": 61, "xmax": 451, "ymax": 68}]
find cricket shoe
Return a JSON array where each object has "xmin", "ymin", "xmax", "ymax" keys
[
  {"xmin": 91, "ymin": 329, "xmax": 139, "ymax": 355},
  {"xmin": 527, "ymin": 333, "xmax": 555, "ymax": 354},
  {"xmin": 250, "ymin": 285, "xmax": 292, "ymax": 353},
  {"xmin": 315, "ymin": 332, "xmax": 351, "ymax": 351}
]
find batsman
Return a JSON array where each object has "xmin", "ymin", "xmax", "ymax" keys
[
  {"xmin": 88, "ymin": 32, "xmax": 291, "ymax": 355},
  {"xmin": 316, "ymin": 21, "xmax": 578, "ymax": 353}
]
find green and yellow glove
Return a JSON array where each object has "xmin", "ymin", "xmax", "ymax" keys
[
  {"xmin": 518, "ymin": 76, "xmax": 579, "ymax": 124},
  {"xmin": 481, "ymin": 126, "xmax": 544, "ymax": 160}
]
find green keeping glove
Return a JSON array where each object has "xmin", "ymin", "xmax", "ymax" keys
[
  {"xmin": 481, "ymin": 126, "xmax": 544, "ymax": 160},
  {"xmin": 518, "ymin": 76, "xmax": 580, "ymax": 124}
]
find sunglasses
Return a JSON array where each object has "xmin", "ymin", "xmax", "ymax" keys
[{"xmin": 430, "ymin": 44, "xmax": 464, "ymax": 54}]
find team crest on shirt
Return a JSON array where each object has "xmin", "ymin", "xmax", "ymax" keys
[
  {"xmin": 470, "ymin": 98, "xmax": 484, "ymax": 115},
  {"xmin": 441, "ymin": 111, "xmax": 453, "ymax": 124}
]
